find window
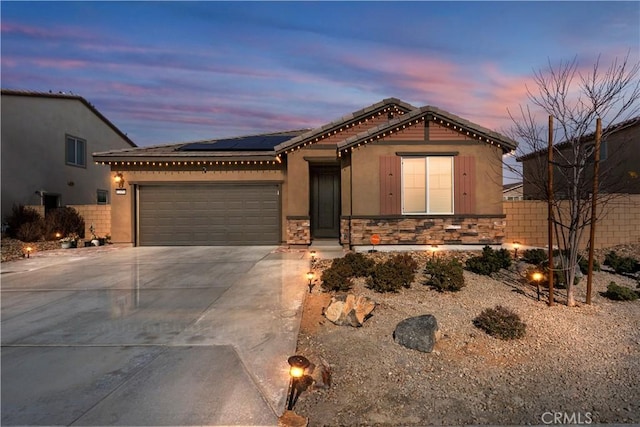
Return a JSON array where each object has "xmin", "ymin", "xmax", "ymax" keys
[
  {"xmin": 66, "ymin": 135, "xmax": 86, "ymax": 167},
  {"xmin": 401, "ymin": 156, "xmax": 453, "ymax": 214},
  {"xmin": 97, "ymin": 189, "xmax": 108, "ymax": 205},
  {"xmin": 587, "ymin": 140, "xmax": 607, "ymax": 162}
]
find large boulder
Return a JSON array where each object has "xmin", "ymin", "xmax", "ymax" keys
[
  {"xmin": 324, "ymin": 294, "xmax": 376, "ymax": 327},
  {"xmin": 393, "ymin": 314, "xmax": 441, "ymax": 353}
]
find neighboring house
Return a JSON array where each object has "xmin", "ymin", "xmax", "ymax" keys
[
  {"xmin": 1, "ymin": 89, "xmax": 136, "ymax": 221},
  {"xmin": 517, "ymin": 116, "xmax": 640, "ymax": 200},
  {"xmin": 94, "ymin": 98, "xmax": 517, "ymax": 246},
  {"xmin": 503, "ymin": 182, "xmax": 523, "ymax": 201}
]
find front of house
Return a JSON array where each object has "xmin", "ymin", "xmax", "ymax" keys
[{"xmin": 94, "ymin": 98, "xmax": 517, "ymax": 247}]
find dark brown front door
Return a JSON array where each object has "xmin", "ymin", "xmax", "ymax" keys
[{"xmin": 310, "ymin": 166, "xmax": 341, "ymax": 238}]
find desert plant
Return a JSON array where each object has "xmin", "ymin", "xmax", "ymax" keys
[
  {"xmin": 602, "ymin": 282, "xmax": 639, "ymax": 301},
  {"xmin": 44, "ymin": 207, "xmax": 85, "ymax": 239},
  {"xmin": 473, "ymin": 305, "xmax": 526, "ymax": 340},
  {"xmin": 389, "ymin": 253, "xmax": 418, "ymax": 286},
  {"xmin": 340, "ymin": 252, "xmax": 376, "ymax": 277},
  {"xmin": 521, "ymin": 248, "xmax": 548, "ymax": 266},
  {"xmin": 366, "ymin": 259, "xmax": 410, "ymax": 293},
  {"xmin": 320, "ymin": 261, "xmax": 354, "ymax": 292},
  {"xmin": 577, "ymin": 256, "xmax": 600, "ymax": 274},
  {"xmin": 604, "ymin": 251, "xmax": 640, "ymax": 275},
  {"xmin": 4, "ymin": 204, "xmax": 44, "ymax": 240},
  {"xmin": 465, "ymin": 246, "xmax": 512, "ymax": 276},
  {"xmin": 424, "ymin": 257, "xmax": 465, "ymax": 292}
]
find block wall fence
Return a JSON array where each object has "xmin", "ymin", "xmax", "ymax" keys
[
  {"xmin": 503, "ymin": 194, "xmax": 640, "ymax": 249},
  {"xmin": 27, "ymin": 204, "xmax": 111, "ymax": 239}
]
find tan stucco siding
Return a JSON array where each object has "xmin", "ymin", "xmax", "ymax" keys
[
  {"xmin": 1, "ymin": 95, "xmax": 132, "ymax": 219},
  {"xmin": 349, "ymin": 141, "xmax": 503, "ymax": 216},
  {"xmin": 109, "ymin": 166, "xmax": 286, "ymax": 244}
]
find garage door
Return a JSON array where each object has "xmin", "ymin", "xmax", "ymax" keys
[{"xmin": 138, "ymin": 184, "xmax": 280, "ymax": 246}]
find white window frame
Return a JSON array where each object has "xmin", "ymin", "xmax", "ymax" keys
[
  {"xmin": 401, "ymin": 156, "xmax": 454, "ymax": 215},
  {"xmin": 66, "ymin": 135, "xmax": 86, "ymax": 167}
]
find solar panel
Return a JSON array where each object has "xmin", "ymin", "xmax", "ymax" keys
[{"xmin": 178, "ymin": 134, "xmax": 293, "ymax": 151}]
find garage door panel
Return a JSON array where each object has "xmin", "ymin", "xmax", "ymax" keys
[{"xmin": 139, "ymin": 184, "xmax": 280, "ymax": 246}]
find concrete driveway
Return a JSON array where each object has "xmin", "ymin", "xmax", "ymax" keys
[{"xmin": 1, "ymin": 246, "xmax": 308, "ymax": 426}]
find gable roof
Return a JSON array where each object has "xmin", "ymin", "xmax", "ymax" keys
[
  {"xmin": 274, "ymin": 97, "xmax": 416, "ymax": 154},
  {"xmin": 338, "ymin": 105, "xmax": 518, "ymax": 154},
  {"xmin": 1, "ymin": 89, "xmax": 137, "ymax": 147},
  {"xmin": 503, "ymin": 182, "xmax": 523, "ymax": 192},
  {"xmin": 516, "ymin": 115, "xmax": 640, "ymax": 162}
]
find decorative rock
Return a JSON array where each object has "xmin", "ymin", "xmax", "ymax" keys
[
  {"xmin": 278, "ymin": 410, "xmax": 308, "ymax": 427},
  {"xmin": 393, "ymin": 314, "xmax": 441, "ymax": 353},
  {"xmin": 306, "ymin": 354, "xmax": 332, "ymax": 389},
  {"xmin": 324, "ymin": 294, "xmax": 376, "ymax": 327}
]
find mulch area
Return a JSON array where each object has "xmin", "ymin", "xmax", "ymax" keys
[{"xmin": 1, "ymin": 238, "xmax": 62, "ymax": 262}]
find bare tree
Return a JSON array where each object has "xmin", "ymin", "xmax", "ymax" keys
[{"xmin": 507, "ymin": 54, "xmax": 640, "ymax": 307}]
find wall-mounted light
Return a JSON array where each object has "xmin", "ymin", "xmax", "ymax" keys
[
  {"xmin": 286, "ymin": 355, "xmax": 310, "ymax": 410},
  {"xmin": 114, "ymin": 172, "xmax": 125, "ymax": 189}
]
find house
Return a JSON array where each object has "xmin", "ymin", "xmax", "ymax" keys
[
  {"xmin": 503, "ymin": 182, "xmax": 523, "ymax": 201},
  {"xmin": 93, "ymin": 98, "xmax": 517, "ymax": 247},
  {"xmin": 517, "ymin": 116, "xmax": 640, "ymax": 200},
  {"xmin": 1, "ymin": 89, "xmax": 136, "ymax": 221}
]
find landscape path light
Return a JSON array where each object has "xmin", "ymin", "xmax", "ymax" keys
[
  {"xmin": 532, "ymin": 271, "xmax": 544, "ymax": 301},
  {"xmin": 286, "ymin": 355, "xmax": 310, "ymax": 410},
  {"xmin": 25, "ymin": 246, "xmax": 32, "ymax": 258},
  {"xmin": 513, "ymin": 242, "xmax": 520, "ymax": 259},
  {"xmin": 429, "ymin": 245, "xmax": 439, "ymax": 259},
  {"xmin": 306, "ymin": 271, "xmax": 315, "ymax": 292}
]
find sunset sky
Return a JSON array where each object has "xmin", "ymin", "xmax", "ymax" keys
[{"xmin": 2, "ymin": 1, "xmax": 638, "ymax": 159}]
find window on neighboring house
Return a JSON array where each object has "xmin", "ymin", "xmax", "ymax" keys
[
  {"xmin": 66, "ymin": 135, "xmax": 86, "ymax": 167},
  {"xmin": 587, "ymin": 140, "xmax": 608, "ymax": 162},
  {"xmin": 97, "ymin": 189, "xmax": 108, "ymax": 205},
  {"xmin": 401, "ymin": 156, "xmax": 453, "ymax": 214}
]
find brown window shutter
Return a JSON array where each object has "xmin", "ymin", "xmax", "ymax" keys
[
  {"xmin": 379, "ymin": 156, "xmax": 401, "ymax": 215},
  {"xmin": 454, "ymin": 156, "xmax": 476, "ymax": 214}
]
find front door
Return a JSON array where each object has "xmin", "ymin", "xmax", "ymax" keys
[{"xmin": 310, "ymin": 166, "xmax": 340, "ymax": 238}]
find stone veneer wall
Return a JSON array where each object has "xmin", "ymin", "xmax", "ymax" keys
[
  {"xmin": 342, "ymin": 216, "xmax": 506, "ymax": 246},
  {"xmin": 286, "ymin": 217, "xmax": 311, "ymax": 245}
]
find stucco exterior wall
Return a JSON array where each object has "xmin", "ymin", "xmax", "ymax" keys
[{"xmin": 1, "ymin": 94, "xmax": 133, "ymax": 220}]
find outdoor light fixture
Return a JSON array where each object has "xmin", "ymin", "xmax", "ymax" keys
[
  {"xmin": 55, "ymin": 232, "xmax": 62, "ymax": 239},
  {"xmin": 25, "ymin": 246, "xmax": 32, "ymax": 258},
  {"xmin": 306, "ymin": 271, "xmax": 315, "ymax": 292},
  {"xmin": 286, "ymin": 355, "xmax": 310, "ymax": 410},
  {"xmin": 114, "ymin": 172, "xmax": 125, "ymax": 189},
  {"xmin": 429, "ymin": 245, "xmax": 439, "ymax": 259},
  {"xmin": 310, "ymin": 250, "xmax": 317, "ymax": 261},
  {"xmin": 532, "ymin": 271, "xmax": 543, "ymax": 301},
  {"xmin": 513, "ymin": 242, "xmax": 521, "ymax": 259}
]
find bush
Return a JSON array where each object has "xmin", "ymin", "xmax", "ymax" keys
[
  {"xmin": 321, "ymin": 261, "xmax": 354, "ymax": 292},
  {"xmin": 424, "ymin": 257, "xmax": 465, "ymax": 292},
  {"xmin": 602, "ymin": 282, "xmax": 639, "ymax": 301},
  {"xmin": 4, "ymin": 205, "xmax": 44, "ymax": 240},
  {"xmin": 44, "ymin": 207, "xmax": 85, "ymax": 240},
  {"xmin": 465, "ymin": 246, "xmax": 512, "ymax": 276},
  {"xmin": 389, "ymin": 253, "xmax": 418, "ymax": 286},
  {"xmin": 522, "ymin": 248, "xmax": 548, "ymax": 265},
  {"xmin": 473, "ymin": 305, "xmax": 526, "ymax": 340},
  {"xmin": 366, "ymin": 257, "xmax": 415, "ymax": 293},
  {"xmin": 340, "ymin": 252, "xmax": 376, "ymax": 277},
  {"xmin": 604, "ymin": 251, "xmax": 640, "ymax": 275},
  {"xmin": 577, "ymin": 256, "xmax": 600, "ymax": 274}
]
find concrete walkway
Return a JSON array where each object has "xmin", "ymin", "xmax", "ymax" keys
[{"xmin": 1, "ymin": 246, "xmax": 308, "ymax": 426}]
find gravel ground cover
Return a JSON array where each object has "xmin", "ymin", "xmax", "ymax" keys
[{"xmin": 295, "ymin": 245, "xmax": 640, "ymax": 426}]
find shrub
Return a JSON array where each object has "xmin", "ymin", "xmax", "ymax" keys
[
  {"xmin": 473, "ymin": 305, "xmax": 526, "ymax": 340},
  {"xmin": 44, "ymin": 207, "xmax": 85, "ymax": 240},
  {"xmin": 604, "ymin": 251, "xmax": 640, "ymax": 275},
  {"xmin": 4, "ymin": 205, "xmax": 44, "ymax": 240},
  {"xmin": 16, "ymin": 221, "xmax": 44, "ymax": 242},
  {"xmin": 424, "ymin": 257, "xmax": 465, "ymax": 292},
  {"xmin": 389, "ymin": 253, "xmax": 418, "ymax": 286},
  {"xmin": 577, "ymin": 256, "xmax": 600, "ymax": 274},
  {"xmin": 465, "ymin": 246, "xmax": 512, "ymax": 276},
  {"xmin": 522, "ymin": 248, "xmax": 548, "ymax": 265},
  {"xmin": 340, "ymin": 252, "xmax": 376, "ymax": 277},
  {"xmin": 321, "ymin": 261, "xmax": 354, "ymax": 292},
  {"xmin": 602, "ymin": 282, "xmax": 639, "ymax": 301},
  {"xmin": 366, "ymin": 258, "xmax": 412, "ymax": 293}
]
